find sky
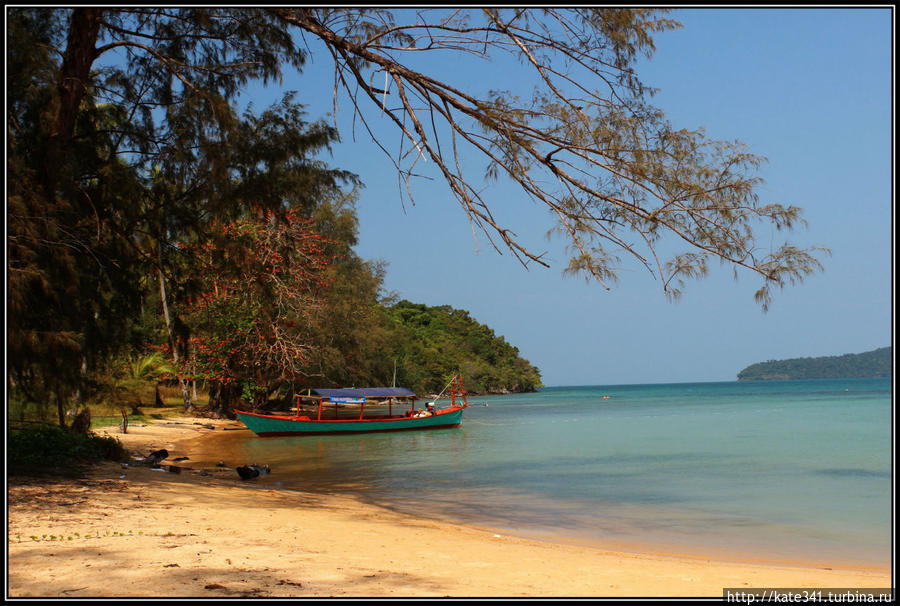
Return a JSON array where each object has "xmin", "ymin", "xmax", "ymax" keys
[{"xmin": 247, "ymin": 7, "xmax": 893, "ymax": 387}]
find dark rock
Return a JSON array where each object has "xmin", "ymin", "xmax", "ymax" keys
[{"xmin": 236, "ymin": 464, "xmax": 270, "ymax": 480}]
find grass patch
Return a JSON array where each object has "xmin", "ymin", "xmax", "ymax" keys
[{"xmin": 89, "ymin": 406, "xmax": 185, "ymax": 429}]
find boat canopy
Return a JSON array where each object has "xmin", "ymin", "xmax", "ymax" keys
[{"xmin": 311, "ymin": 387, "xmax": 416, "ymax": 399}]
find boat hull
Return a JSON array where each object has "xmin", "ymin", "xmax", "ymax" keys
[{"xmin": 235, "ymin": 406, "xmax": 466, "ymax": 437}]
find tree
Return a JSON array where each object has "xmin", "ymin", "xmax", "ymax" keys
[
  {"xmin": 181, "ymin": 209, "xmax": 334, "ymax": 417},
  {"xmin": 271, "ymin": 8, "xmax": 827, "ymax": 309},
  {"xmin": 144, "ymin": 91, "xmax": 355, "ymax": 412},
  {"xmin": 301, "ymin": 188, "xmax": 395, "ymax": 390},
  {"xmin": 8, "ymin": 10, "xmax": 150, "ymax": 425},
  {"xmin": 7, "ymin": 9, "xmax": 353, "ymax": 420}
]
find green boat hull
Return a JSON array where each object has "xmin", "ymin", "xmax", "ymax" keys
[{"xmin": 235, "ymin": 407, "xmax": 466, "ymax": 437}]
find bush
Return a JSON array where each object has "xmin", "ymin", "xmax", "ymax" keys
[{"xmin": 8, "ymin": 424, "xmax": 127, "ymax": 475}]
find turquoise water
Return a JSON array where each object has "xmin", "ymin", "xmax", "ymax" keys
[{"xmin": 208, "ymin": 378, "xmax": 892, "ymax": 566}]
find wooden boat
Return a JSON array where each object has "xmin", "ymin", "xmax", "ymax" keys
[{"xmin": 235, "ymin": 374, "xmax": 470, "ymax": 437}]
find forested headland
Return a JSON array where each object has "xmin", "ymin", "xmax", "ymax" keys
[
  {"xmin": 737, "ymin": 347, "xmax": 891, "ymax": 381},
  {"xmin": 381, "ymin": 302, "xmax": 542, "ymax": 396}
]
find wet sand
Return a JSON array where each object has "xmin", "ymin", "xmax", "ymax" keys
[{"xmin": 6, "ymin": 417, "xmax": 892, "ymax": 598}]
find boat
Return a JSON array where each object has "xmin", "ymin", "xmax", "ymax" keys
[{"xmin": 235, "ymin": 374, "xmax": 470, "ymax": 437}]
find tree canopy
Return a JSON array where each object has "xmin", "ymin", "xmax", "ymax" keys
[
  {"xmin": 7, "ymin": 8, "xmax": 828, "ymax": 421},
  {"xmin": 379, "ymin": 301, "xmax": 543, "ymax": 396},
  {"xmin": 7, "ymin": 8, "xmax": 353, "ymax": 419}
]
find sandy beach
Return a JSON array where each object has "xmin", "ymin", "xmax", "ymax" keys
[{"xmin": 7, "ymin": 417, "xmax": 892, "ymax": 598}]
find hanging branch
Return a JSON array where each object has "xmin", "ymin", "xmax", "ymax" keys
[{"xmin": 272, "ymin": 8, "xmax": 828, "ymax": 309}]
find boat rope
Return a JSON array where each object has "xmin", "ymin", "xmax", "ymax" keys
[{"xmin": 429, "ymin": 373, "xmax": 457, "ymax": 407}]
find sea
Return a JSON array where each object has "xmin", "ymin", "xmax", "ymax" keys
[{"xmin": 199, "ymin": 378, "xmax": 893, "ymax": 567}]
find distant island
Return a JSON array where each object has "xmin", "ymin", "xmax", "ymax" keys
[{"xmin": 737, "ymin": 347, "xmax": 891, "ymax": 381}]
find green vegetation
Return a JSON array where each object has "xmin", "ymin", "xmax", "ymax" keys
[
  {"xmin": 377, "ymin": 301, "xmax": 542, "ymax": 395},
  {"xmin": 8, "ymin": 425, "xmax": 127, "ymax": 476},
  {"xmin": 737, "ymin": 347, "xmax": 891, "ymax": 381},
  {"xmin": 11, "ymin": 529, "xmax": 144, "ymax": 544}
]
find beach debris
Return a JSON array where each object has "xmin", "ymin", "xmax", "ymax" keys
[
  {"xmin": 172, "ymin": 456, "xmax": 189, "ymax": 462},
  {"xmin": 145, "ymin": 449, "xmax": 169, "ymax": 467},
  {"xmin": 216, "ymin": 461, "xmax": 226, "ymax": 467},
  {"xmin": 166, "ymin": 465, "xmax": 182, "ymax": 474},
  {"xmin": 493, "ymin": 534, "xmax": 502, "ymax": 538},
  {"xmin": 236, "ymin": 464, "xmax": 271, "ymax": 480}
]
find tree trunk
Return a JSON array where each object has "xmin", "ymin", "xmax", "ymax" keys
[
  {"xmin": 43, "ymin": 8, "xmax": 103, "ymax": 199},
  {"xmin": 208, "ymin": 381, "xmax": 240, "ymax": 419},
  {"xmin": 157, "ymin": 244, "xmax": 193, "ymax": 411},
  {"xmin": 191, "ymin": 363, "xmax": 198, "ymax": 401},
  {"xmin": 55, "ymin": 386, "xmax": 68, "ymax": 428}
]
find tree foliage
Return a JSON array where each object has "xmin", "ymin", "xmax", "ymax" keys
[
  {"xmin": 378, "ymin": 301, "xmax": 543, "ymax": 395},
  {"xmin": 8, "ymin": 9, "xmax": 150, "ymax": 425},
  {"xmin": 7, "ymin": 8, "xmax": 352, "ymax": 420},
  {"xmin": 181, "ymin": 209, "xmax": 335, "ymax": 415}
]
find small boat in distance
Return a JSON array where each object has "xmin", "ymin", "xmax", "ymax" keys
[{"xmin": 235, "ymin": 374, "xmax": 469, "ymax": 437}]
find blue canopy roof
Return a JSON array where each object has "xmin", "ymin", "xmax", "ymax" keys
[{"xmin": 312, "ymin": 387, "xmax": 416, "ymax": 399}]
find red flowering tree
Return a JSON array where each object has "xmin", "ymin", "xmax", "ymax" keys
[{"xmin": 182, "ymin": 209, "xmax": 334, "ymax": 417}]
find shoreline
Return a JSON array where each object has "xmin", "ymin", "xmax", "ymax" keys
[{"xmin": 7, "ymin": 417, "xmax": 892, "ymax": 598}]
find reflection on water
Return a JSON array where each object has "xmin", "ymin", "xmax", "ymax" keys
[{"xmin": 184, "ymin": 379, "xmax": 891, "ymax": 566}]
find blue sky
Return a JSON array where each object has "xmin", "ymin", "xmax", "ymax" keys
[{"xmin": 249, "ymin": 8, "xmax": 893, "ymax": 386}]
